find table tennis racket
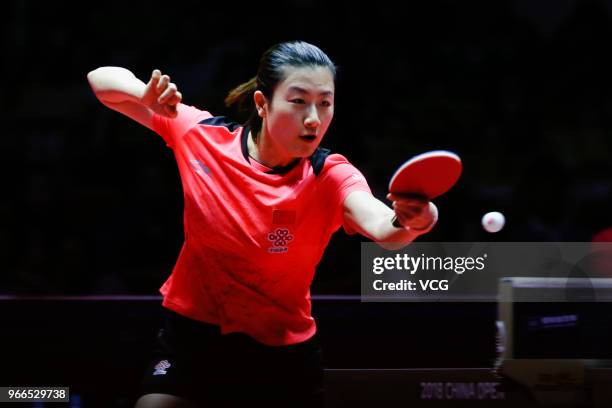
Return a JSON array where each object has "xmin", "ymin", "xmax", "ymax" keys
[{"xmin": 389, "ymin": 150, "xmax": 462, "ymax": 228}]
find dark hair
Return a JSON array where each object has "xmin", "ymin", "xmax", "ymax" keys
[{"xmin": 225, "ymin": 41, "xmax": 337, "ymax": 138}]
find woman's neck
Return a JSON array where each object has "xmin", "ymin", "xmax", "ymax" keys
[{"xmin": 247, "ymin": 130, "xmax": 298, "ymax": 169}]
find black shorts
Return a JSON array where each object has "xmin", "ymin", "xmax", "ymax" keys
[{"xmin": 139, "ymin": 308, "xmax": 324, "ymax": 407}]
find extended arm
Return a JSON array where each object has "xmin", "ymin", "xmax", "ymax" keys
[
  {"xmin": 343, "ymin": 191, "xmax": 438, "ymax": 250},
  {"xmin": 87, "ymin": 67, "xmax": 181, "ymax": 130}
]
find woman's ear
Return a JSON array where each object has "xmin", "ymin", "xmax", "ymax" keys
[{"xmin": 253, "ymin": 90, "xmax": 267, "ymax": 118}]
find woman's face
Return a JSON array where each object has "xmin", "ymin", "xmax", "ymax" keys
[{"xmin": 258, "ymin": 65, "xmax": 335, "ymax": 163}]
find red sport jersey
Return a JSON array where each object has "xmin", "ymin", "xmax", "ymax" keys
[{"xmin": 152, "ymin": 104, "xmax": 371, "ymax": 346}]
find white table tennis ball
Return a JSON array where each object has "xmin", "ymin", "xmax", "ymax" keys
[{"xmin": 482, "ymin": 211, "xmax": 505, "ymax": 233}]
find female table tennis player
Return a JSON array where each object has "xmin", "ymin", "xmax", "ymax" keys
[{"xmin": 87, "ymin": 41, "xmax": 438, "ymax": 408}]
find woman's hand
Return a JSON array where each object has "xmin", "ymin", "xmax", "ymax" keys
[
  {"xmin": 387, "ymin": 193, "xmax": 438, "ymax": 233},
  {"xmin": 142, "ymin": 70, "xmax": 182, "ymax": 118}
]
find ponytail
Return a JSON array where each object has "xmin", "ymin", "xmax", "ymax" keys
[{"xmin": 224, "ymin": 76, "xmax": 257, "ymax": 111}]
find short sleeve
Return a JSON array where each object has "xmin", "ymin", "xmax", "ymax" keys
[
  {"xmin": 152, "ymin": 103, "xmax": 213, "ymax": 148},
  {"xmin": 320, "ymin": 154, "xmax": 372, "ymax": 233}
]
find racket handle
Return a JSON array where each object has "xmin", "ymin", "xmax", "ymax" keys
[
  {"xmin": 391, "ymin": 215, "xmax": 403, "ymax": 228},
  {"xmin": 391, "ymin": 214, "xmax": 437, "ymax": 231}
]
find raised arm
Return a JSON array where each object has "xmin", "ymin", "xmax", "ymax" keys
[
  {"xmin": 343, "ymin": 191, "xmax": 438, "ymax": 250},
  {"xmin": 86, "ymin": 67, "xmax": 182, "ymax": 130}
]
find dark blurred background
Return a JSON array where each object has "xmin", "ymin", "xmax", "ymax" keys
[{"xmin": 2, "ymin": 0, "xmax": 612, "ymax": 295}]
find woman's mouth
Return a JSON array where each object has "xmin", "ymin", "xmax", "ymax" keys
[{"xmin": 299, "ymin": 134, "xmax": 317, "ymax": 142}]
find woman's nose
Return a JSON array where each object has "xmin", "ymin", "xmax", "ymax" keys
[{"xmin": 304, "ymin": 106, "xmax": 320, "ymax": 128}]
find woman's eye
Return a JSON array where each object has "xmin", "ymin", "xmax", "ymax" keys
[
  {"xmin": 321, "ymin": 100, "xmax": 332, "ymax": 107},
  {"xmin": 291, "ymin": 98, "xmax": 305, "ymax": 104}
]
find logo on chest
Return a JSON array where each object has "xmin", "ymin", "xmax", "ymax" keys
[{"xmin": 267, "ymin": 228, "xmax": 294, "ymax": 253}]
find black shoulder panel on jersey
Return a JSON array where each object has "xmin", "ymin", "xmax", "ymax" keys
[
  {"xmin": 198, "ymin": 116, "xmax": 242, "ymax": 132},
  {"xmin": 241, "ymin": 126, "xmax": 250, "ymax": 162},
  {"xmin": 309, "ymin": 147, "xmax": 331, "ymax": 176}
]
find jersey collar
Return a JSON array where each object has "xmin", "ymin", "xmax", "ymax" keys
[{"xmin": 240, "ymin": 126, "xmax": 301, "ymax": 175}]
